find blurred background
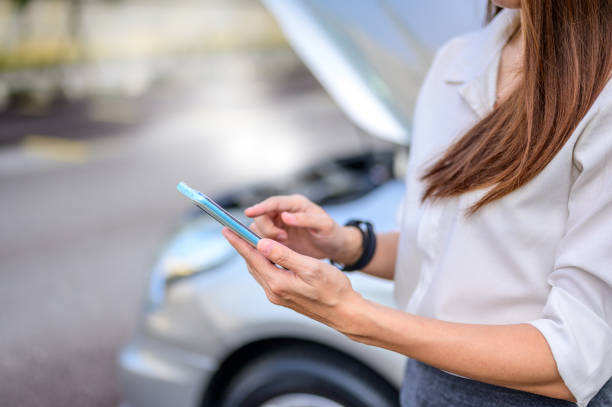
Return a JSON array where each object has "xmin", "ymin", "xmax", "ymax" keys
[
  {"xmin": 0, "ymin": 1, "xmax": 485, "ymax": 406},
  {"xmin": 0, "ymin": 0, "xmax": 389, "ymax": 405}
]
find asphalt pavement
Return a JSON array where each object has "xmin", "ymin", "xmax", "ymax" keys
[{"xmin": 0, "ymin": 49, "xmax": 387, "ymax": 406}]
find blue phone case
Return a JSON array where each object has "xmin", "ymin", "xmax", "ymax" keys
[{"xmin": 177, "ymin": 182, "xmax": 261, "ymax": 247}]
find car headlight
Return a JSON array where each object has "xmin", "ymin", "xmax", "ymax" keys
[{"xmin": 146, "ymin": 216, "xmax": 237, "ymax": 310}]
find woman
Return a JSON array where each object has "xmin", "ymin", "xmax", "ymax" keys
[{"xmin": 222, "ymin": 1, "xmax": 612, "ymax": 406}]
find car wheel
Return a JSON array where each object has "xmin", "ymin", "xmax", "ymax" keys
[{"xmin": 220, "ymin": 345, "xmax": 398, "ymax": 407}]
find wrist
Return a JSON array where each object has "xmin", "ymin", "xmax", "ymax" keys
[
  {"xmin": 335, "ymin": 226, "xmax": 363, "ymax": 266},
  {"xmin": 332, "ymin": 291, "xmax": 373, "ymax": 339}
]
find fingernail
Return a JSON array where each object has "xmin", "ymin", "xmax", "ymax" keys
[
  {"xmin": 277, "ymin": 232, "xmax": 287, "ymax": 240},
  {"xmin": 283, "ymin": 212, "xmax": 296, "ymax": 223},
  {"xmin": 259, "ymin": 239, "xmax": 273, "ymax": 255}
]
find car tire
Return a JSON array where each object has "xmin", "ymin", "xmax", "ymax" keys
[{"xmin": 219, "ymin": 345, "xmax": 399, "ymax": 407}]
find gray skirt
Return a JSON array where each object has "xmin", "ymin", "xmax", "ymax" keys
[{"xmin": 400, "ymin": 359, "xmax": 612, "ymax": 407}]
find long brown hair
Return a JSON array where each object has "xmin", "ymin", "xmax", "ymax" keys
[{"xmin": 421, "ymin": 1, "xmax": 612, "ymax": 214}]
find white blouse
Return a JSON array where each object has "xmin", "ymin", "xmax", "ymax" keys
[{"xmin": 393, "ymin": 9, "xmax": 612, "ymax": 406}]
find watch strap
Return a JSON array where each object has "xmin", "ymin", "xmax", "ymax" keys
[{"xmin": 330, "ymin": 219, "xmax": 376, "ymax": 272}]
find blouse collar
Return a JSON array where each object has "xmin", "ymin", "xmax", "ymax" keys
[
  {"xmin": 443, "ymin": 8, "xmax": 520, "ymax": 85},
  {"xmin": 443, "ymin": 8, "xmax": 520, "ymax": 117}
]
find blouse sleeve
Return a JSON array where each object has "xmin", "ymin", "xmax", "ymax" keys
[{"xmin": 528, "ymin": 97, "xmax": 612, "ymax": 407}]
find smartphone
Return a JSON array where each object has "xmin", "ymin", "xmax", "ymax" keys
[{"xmin": 177, "ymin": 182, "xmax": 261, "ymax": 247}]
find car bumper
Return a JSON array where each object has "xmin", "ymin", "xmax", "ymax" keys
[{"xmin": 118, "ymin": 336, "xmax": 217, "ymax": 407}]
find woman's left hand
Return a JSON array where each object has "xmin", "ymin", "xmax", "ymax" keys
[{"xmin": 222, "ymin": 227, "xmax": 364, "ymax": 334}]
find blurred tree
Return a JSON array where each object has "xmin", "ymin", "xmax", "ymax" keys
[{"xmin": 12, "ymin": 0, "xmax": 32, "ymax": 11}]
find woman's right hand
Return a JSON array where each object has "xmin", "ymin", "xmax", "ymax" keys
[{"xmin": 244, "ymin": 194, "xmax": 363, "ymax": 265}]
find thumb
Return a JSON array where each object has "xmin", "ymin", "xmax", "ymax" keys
[
  {"xmin": 257, "ymin": 238, "xmax": 317, "ymax": 272},
  {"xmin": 281, "ymin": 211, "xmax": 334, "ymax": 233}
]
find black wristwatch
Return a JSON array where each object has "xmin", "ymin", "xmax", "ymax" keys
[{"xmin": 330, "ymin": 219, "xmax": 376, "ymax": 272}]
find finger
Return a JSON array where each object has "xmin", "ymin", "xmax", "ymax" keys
[
  {"xmin": 254, "ymin": 215, "xmax": 287, "ymax": 240},
  {"xmin": 223, "ymin": 228, "xmax": 295, "ymax": 305},
  {"xmin": 249, "ymin": 221, "xmax": 279, "ymax": 241},
  {"xmin": 281, "ymin": 211, "xmax": 333, "ymax": 233},
  {"xmin": 244, "ymin": 262, "xmax": 271, "ymax": 295},
  {"xmin": 222, "ymin": 228, "xmax": 287, "ymax": 283},
  {"xmin": 249, "ymin": 221, "xmax": 261, "ymax": 235},
  {"xmin": 244, "ymin": 195, "xmax": 307, "ymax": 218},
  {"xmin": 245, "ymin": 262, "xmax": 286, "ymax": 306},
  {"xmin": 258, "ymin": 238, "xmax": 319, "ymax": 275}
]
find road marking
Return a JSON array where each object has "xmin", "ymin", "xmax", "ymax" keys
[
  {"xmin": 22, "ymin": 135, "xmax": 89, "ymax": 164},
  {"xmin": 88, "ymin": 98, "xmax": 138, "ymax": 124}
]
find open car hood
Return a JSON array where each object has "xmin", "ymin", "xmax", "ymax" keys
[{"xmin": 262, "ymin": 0, "xmax": 486, "ymax": 145}]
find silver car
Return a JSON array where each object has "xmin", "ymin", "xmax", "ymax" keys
[{"xmin": 118, "ymin": 1, "xmax": 485, "ymax": 406}]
